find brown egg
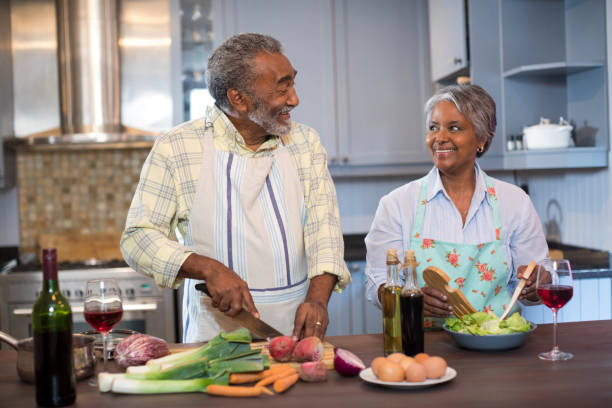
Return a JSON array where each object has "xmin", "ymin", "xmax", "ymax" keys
[
  {"xmin": 377, "ymin": 360, "xmax": 405, "ymax": 382},
  {"xmin": 386, "ymin": 352, "xmax": 406, "ymax": 364},
  {"xmin": 414, "ymin": 352, "xmax": 430, "ymax": 363},
  {"xmin": 398, "ymin": 356, "xmax": 415, "ymax": 371},
  {"xmin": 370, "ymin": 356, "xmax": 387, "ymax": 376},
  {"xmin": 404, "ymin": 362, "xmax": 427, "ymax": 382},
  {"xmin": 423, "ymin": 356, "xmax": 447, "ymax": 379}
]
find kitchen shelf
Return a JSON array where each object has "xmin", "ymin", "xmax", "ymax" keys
[
  {"xmin": 503, "ymin": 61, "xmax": 604, "ymax": 78},
  {"xmin": 479, "ymin": 147, "xmax": 609, "ymax": 171}
]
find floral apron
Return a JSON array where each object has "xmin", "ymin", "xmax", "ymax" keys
[
  {"xmin": 182, "ymin": 122, "xmax": 308, "ymax": 342},
  {"xmin": 411, "ymin": 172, "xmax": 520, "ymax": 330}
]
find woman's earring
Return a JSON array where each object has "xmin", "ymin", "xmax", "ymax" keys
[{"xmin": 476, "ymin": 145, "xmax": 484, "ymax": 153}]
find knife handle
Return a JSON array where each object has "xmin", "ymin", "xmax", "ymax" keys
[{"xmin": 195, "ymin": 283, "xmax": 211, "ymax": 297}]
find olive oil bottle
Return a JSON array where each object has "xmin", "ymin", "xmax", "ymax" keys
[
  {"xmin": 382, "ymin": 249, "xmax": 402, "ymax": 355},
  {"xmin": 400, "ymin": 250, "xmax": 424, "ymax": 356}
]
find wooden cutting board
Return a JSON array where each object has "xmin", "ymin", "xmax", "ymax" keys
[
  {"xmin": 251, "ymin": 340, "xmax": 335, "ymax": 370},
  {"xmin": 169, "ymin": 340, "xmax": 335, "ymax": 370}
]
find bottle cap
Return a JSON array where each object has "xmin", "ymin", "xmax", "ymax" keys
[
  {"xmin": 404, "ymin": 249, "xmax": 416, "ymax": 265},
  {"xmin": 386, "ymin": 249, "xmax": 400, "ymax": 265},
  {"xmin": 42, "ymin": 248, "xmax": 58, "ymax": 280},
  {"xmin": 42, "ymin": 248, "xmax": 57, "ymax": 262}
]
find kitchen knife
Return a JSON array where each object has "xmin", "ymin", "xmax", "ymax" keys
[{"xmin": 194, "ymin": 283, "xmax": 284, "ymax": 339}]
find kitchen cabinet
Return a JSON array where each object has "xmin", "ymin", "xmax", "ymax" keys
[
  {"xmin": 327, "ymin": 261, "xmax": 382, "ymax": 336},
  {"xmin": 428, "ymin": 0, "xmax": 469, "ymax": 83},
  {"xmin": 213, "ymin": 0, "xmax": 337, "ymax": 157},
  {"xmin": 213, "ymin": 0, "xmax": 433, "ymax": 175},
  {"xmin": 468, "ymin": 0, "xmax": 609, "ymax": 171},
  {"xmin": 522, "ymin": 275, "xmax": 612, "ymax": 324}
]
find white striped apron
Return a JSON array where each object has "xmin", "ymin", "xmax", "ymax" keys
[{"xmin": 182, "ymin": 122, "xmax": 308, "ymax": 342}]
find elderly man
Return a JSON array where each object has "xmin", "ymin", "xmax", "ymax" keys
[{"xmin": 121, "ymin": 33, "xmax": 350, "ymax": 342}]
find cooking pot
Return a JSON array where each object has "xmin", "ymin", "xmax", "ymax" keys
[
  {"xmin": 523, "ymin": 117, "xmax": 574, "ymax": 149},
  {"xmin": 0, "ymin": 330, "xmax": 96, "ymax": 383}
]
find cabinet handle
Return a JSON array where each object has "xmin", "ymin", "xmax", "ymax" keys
[
  {"xmin": 341, "ymin": 157, "xmax": 349, "ymax": 164},
  {"xmin": 453, "ymin": 57, "xmax": 463, "ymax": 65},
  {"xmin": 329, "ymin": 157, "xmax": 338, "ymax": 165}
]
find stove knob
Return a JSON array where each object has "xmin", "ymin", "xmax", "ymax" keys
[
  {"xmin": 62, "ymin": 289, "xmax": 71, "ymax": 298},
  {"xmin": 75, "ymin": 289, "xmax": 84, "ymax": 299},
  {"xmin": 126, "ymin": 288, "xmax": 135, "ymax": 297}
]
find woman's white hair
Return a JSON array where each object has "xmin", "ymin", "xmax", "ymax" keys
[{"xmin": 424, "ymin": 84, "xmax": 496, "ymax": 157}]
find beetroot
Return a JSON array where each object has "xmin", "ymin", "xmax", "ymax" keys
[
  {"xmin": 114, "ymin": 334, "xmax": 170, "ymax": 368},
  {"xmin": 300, "ymin": 361, "xmax": 328, "ymax": 382},
  {"xmin": 269, "ymin": 336, "xmax": 296, "ymax": 362},
  {"xmin": 292, "ymin": 336, "xmax": 324, "ymax": 362}
]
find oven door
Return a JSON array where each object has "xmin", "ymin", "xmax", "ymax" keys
[{"xmin": 8, "ymin": 299, "xmax": 172, "ymax": 340}]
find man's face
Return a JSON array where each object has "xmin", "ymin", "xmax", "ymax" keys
[{"xmin": 245, "ymin": 53, "xmax": 299, "ymax": 135}]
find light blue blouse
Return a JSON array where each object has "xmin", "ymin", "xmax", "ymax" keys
[{"xmin": 364, "ymin": 164, "xmax": 549, "ymax": 308}]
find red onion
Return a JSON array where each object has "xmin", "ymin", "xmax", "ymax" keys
[
  {"xmin": 333, "ymin": 347, "xmax": 365, "ymax": 376},
  {"xmin": 114, "ymin": 334, "xmax": 170, "ymax": 368}
]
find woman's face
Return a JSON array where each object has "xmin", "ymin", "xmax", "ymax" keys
[{"xmin": 426, "ymin": 100, "xmax": 481, "ymax": 177}]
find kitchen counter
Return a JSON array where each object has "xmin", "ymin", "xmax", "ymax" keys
[
  {"xmin": 2, "ymin": 320, "xmax": 612, "ymax": 407},
  {"xmin": 343, "ymin": 234, "xmax": 612, "ymax": 278}
]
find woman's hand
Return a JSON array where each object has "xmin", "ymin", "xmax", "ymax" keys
[
  {"xmin": 518, "ymin": 264, "xmax": 547, "ymax": 302},
  {"xmin": 422, "ymin": 286, "xmax": 453, "ymax": 318}
]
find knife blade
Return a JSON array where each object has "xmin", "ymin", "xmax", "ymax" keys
[
  {"xmin": 500, "ymin": 261, "xmax": 537, "ymax": 321},
  {"xmin": 194, "ymin": 283, "xmax": 284, "ymax": 339}
]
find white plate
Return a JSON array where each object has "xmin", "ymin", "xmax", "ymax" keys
[{"xmin": 359, "ymin": 367, "xmax": 457, "ymax": 389}]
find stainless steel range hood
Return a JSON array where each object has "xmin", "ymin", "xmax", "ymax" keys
[{"xmin": 7, "ymin": 0, "xmax": 160, "ymax": 150}]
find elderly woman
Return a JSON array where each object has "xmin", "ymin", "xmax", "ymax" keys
[{"xmin": 365, "ymin": 84, "xmax": 548, "ymax": 329}]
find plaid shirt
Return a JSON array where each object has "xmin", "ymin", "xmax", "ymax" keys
[{"xmin": 121, "ymin": 105, "xmax": 350, "ymax": 292}]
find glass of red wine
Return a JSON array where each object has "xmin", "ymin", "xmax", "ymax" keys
[
  {"xmin": 84, "ymin": 279, "xmax": 123, "ymax": 385},
  {"xmin": 536, "ymin": 259, "xmax": 573, "ymax": 361}
]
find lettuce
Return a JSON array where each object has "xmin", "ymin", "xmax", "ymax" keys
[{"xmin": 445, "ymin": 311, "xmax": 531, "ymax": 335}]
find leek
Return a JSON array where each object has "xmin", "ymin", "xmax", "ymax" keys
[
  {"xmin": 220, "ymin": 327, "xmax": 252, "ymax": 343},
  {"xmin": 126, "ymin": 357, "xmax": 209, "ymax": 380},
  {"xmin": 99, "ymin": 372, "xmax": 229, "ymax": 394}
]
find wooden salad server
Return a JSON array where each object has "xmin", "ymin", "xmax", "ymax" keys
[
  {"xmin": 423, "ymin": 266, "xmax": 477, "ymax": 318},
  {"xmin": 499, "ymin": 261, "xmax": 537, "ymax": 321}
]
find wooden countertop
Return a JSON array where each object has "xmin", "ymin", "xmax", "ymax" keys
[{"xmin": 2, "ymin": 320, "xmax": 612, "ymax": 407}]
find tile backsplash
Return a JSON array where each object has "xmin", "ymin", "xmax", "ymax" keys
[{"xmin": 17, "ymin": 148, "xmax": 150, "ymax": 258}]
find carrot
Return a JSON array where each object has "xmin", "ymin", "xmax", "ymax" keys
[
  {"xmin": 255, "ymin": 367, "xmax": 297, "ymax": 387},
  {"xmin": 259, "ymin": 386, "xmax": 274, "ymax": 396},
  {"xmin": 206, "ymin": 384, "xmax": 267, "ymax": 397},
  {"xmin": 229, "ymin": 372, "xmax": 265, "ymax": 384},
  {"xmin": 273, "ymin": 373, "xmax": 299, "ymax": 394},
  {"xmin": 262, "ymin": 364, "xmax": 294, "ymax": 377}
]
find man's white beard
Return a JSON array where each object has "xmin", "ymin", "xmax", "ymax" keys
[{"xmin": 248, "ymin": 100, "xmax": 292, "ymax": 136}]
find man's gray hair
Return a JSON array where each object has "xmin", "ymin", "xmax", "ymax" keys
[
  {"xmin": 424, "ymin": 84, "xmax": 496, "ymax": 157},
  {"xmin": 206, "ymin": 33, "xmax": 283, "ymax": 111}
]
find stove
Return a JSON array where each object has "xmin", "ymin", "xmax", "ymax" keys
[{"xmin": 0, "ymin": 262, "xmax": 177, "ymax": 347}]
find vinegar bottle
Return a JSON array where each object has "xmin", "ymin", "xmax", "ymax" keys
[
  {"xmin": 400, "ymin": 250, "xmax": 424, "ymax": 356},
  {"xmin": 32, "ymin": 248, "xmax": 76, "ymax": 407},
  {"xmin": 382, "ymin": 249, "xmax": 402, "ymax": 355}
]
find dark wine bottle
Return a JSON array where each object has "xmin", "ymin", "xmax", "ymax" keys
[
  {"xmin": 32, "ymin": 248, "xmax": 76, "ymax": 407},
  {"xmin": 400, "ymin": 250, "xmax": 424, "ymax": 356}
]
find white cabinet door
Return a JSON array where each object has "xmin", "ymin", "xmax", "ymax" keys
[
  {"xmin": 212, "ymin": 0, "xmax": 338, "ymax": 159},
  {"xmin": 428, "ymin": 0, "xmax": 468, "ymax": 82},
  {"xmin": 327, "ymin": 261, "xmax": 382, "ymax": 336},
  {"xmin": 333, "ymin": 0, "xmax": 431, "ymax": 166}
]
